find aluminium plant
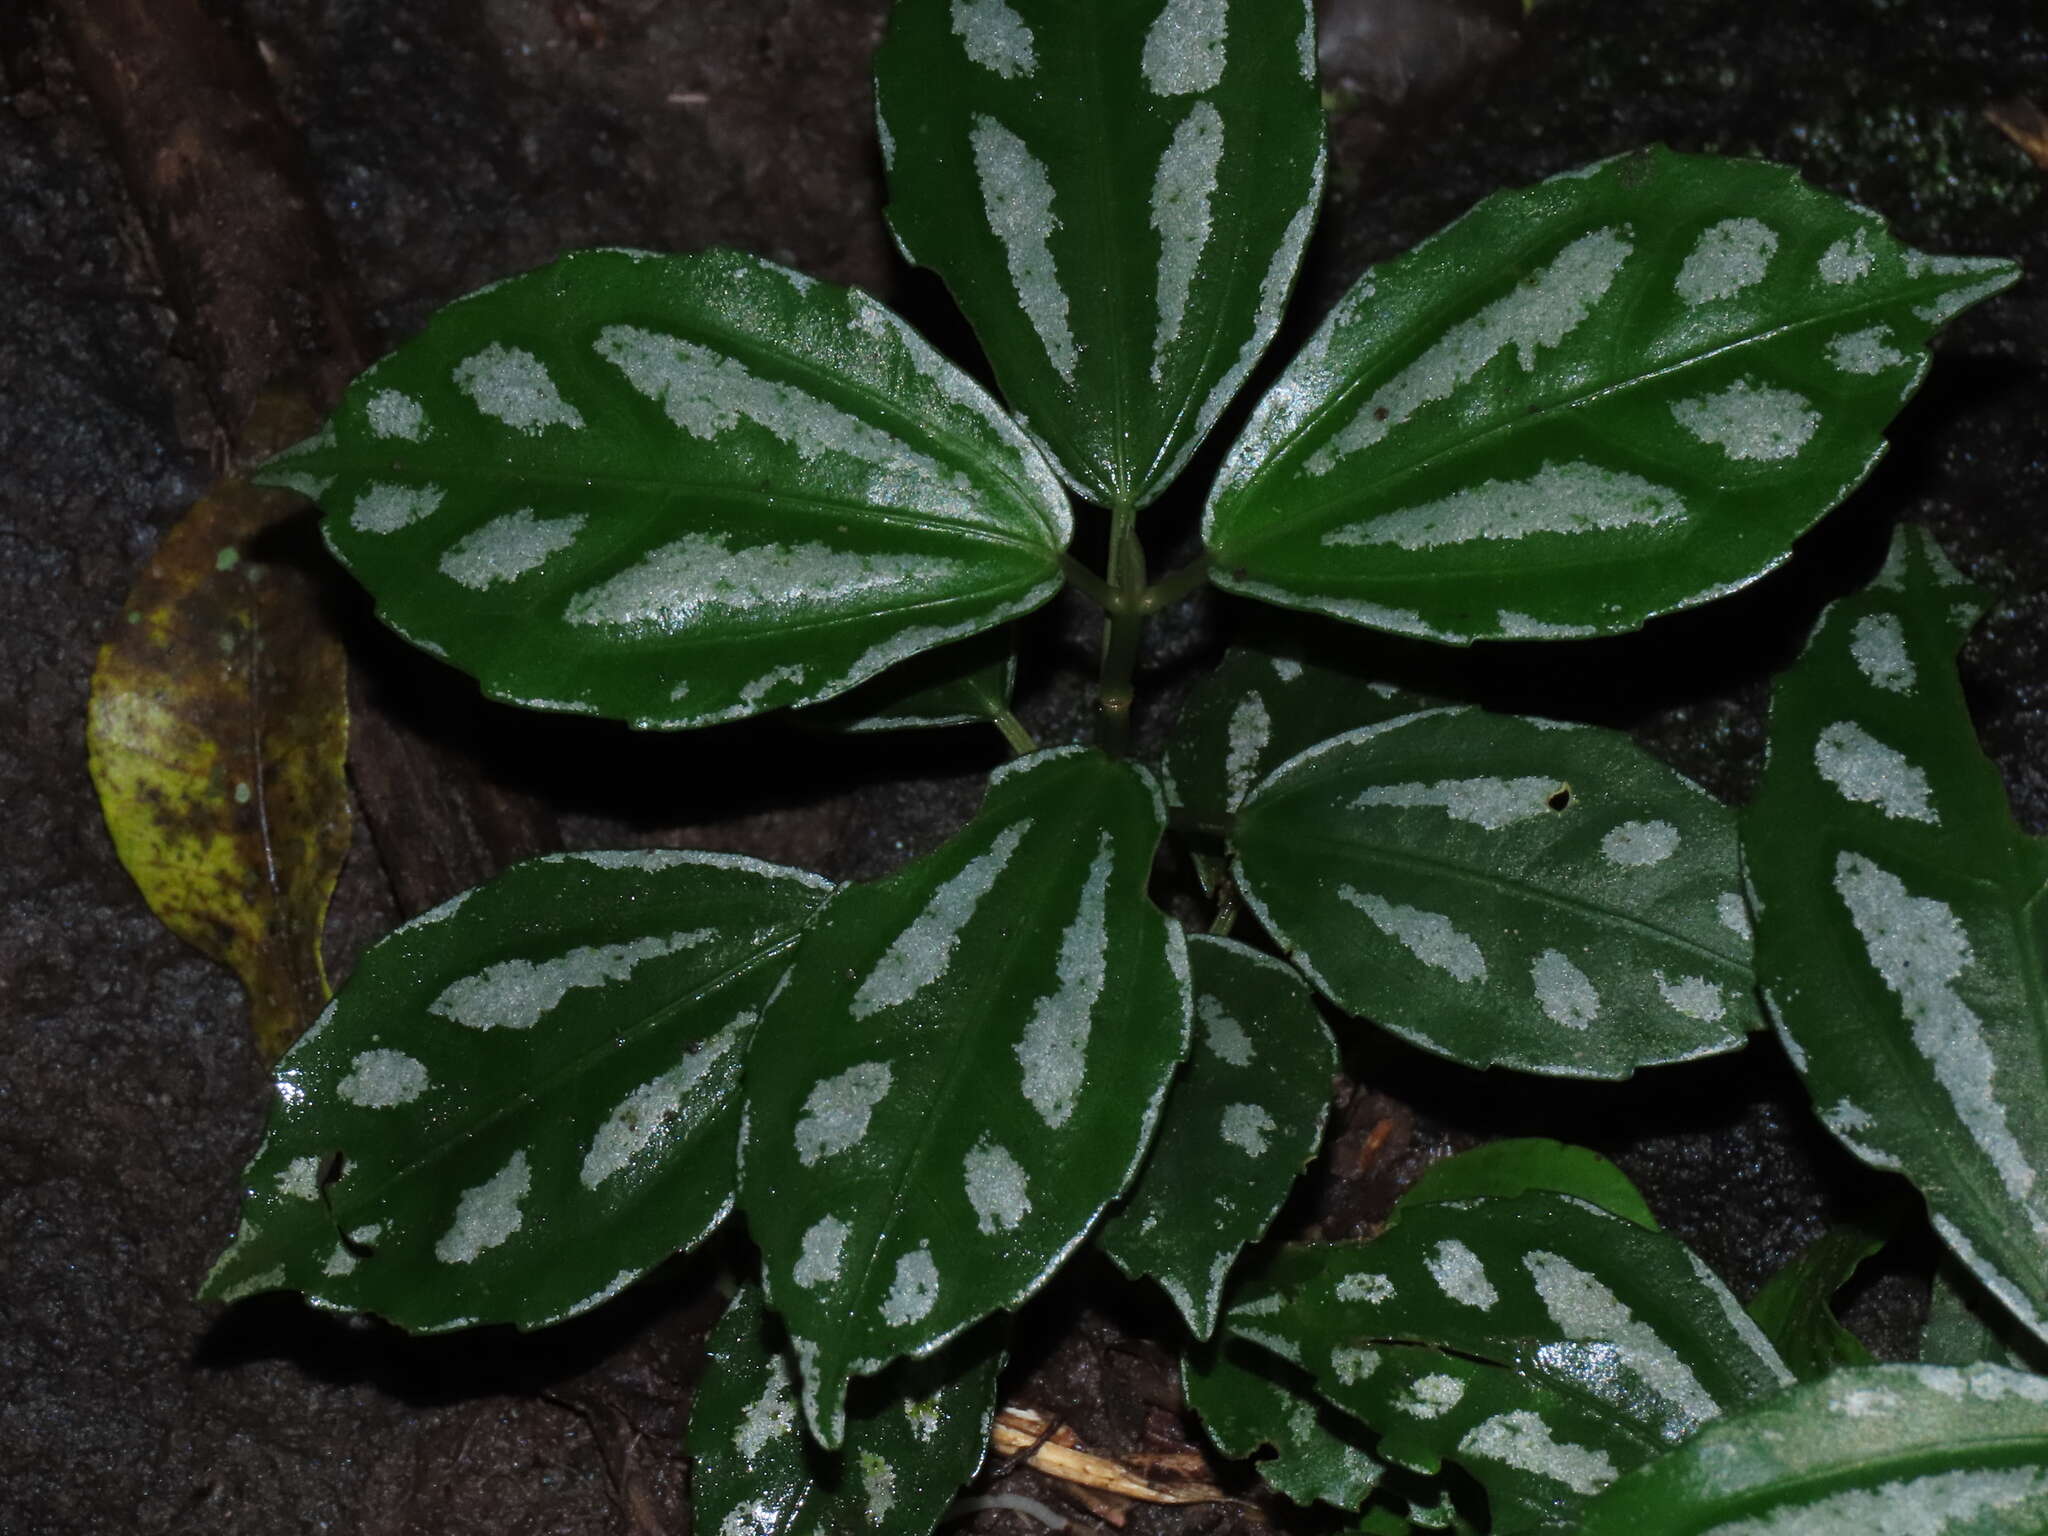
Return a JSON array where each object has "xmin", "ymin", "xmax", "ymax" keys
[{"xmin": 182, "ymin": 0, "xmax": 2048, "ymax": 1530}]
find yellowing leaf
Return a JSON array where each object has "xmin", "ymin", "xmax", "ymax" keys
[{"xmin": 87, "ymin": 479, "xmax": 351, "ymax": 1061}]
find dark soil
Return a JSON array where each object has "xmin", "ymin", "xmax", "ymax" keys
[{"xmin": 3, "ymin": 1, "xmax": 2044, "ymax": 1532}]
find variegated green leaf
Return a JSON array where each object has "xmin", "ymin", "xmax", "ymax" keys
[
  {"xmin": 1183, "ymin": 1337, "xmax": 1385, "ymax": 1510},
  {"xmin": 740, "ymin": 748, "xmax": 1191, "ymax": 1446},
  {"xmin": 1097, "ymin": 933, "xmax": 1337, "ymax": 1337},
  {"xmin": 201, "ymin": 851, "xmax": 830, "ymax": 1331},
  {"xmin": 1206, "ymin": 148, "xmax": 2018, "ymax": 642},
  {"xmin": 1574, "ymin": 1363, "xmax": 2048, "ymax": 1536},
  {"xmin": 793, "ymin": 627, "xmax": 1017, "ymax": 734},
  {"xmin": 690, "ymin": 1284, "xmax": 1001, "ymax": 1536},
  {"xmin": 1232, "ymin": 707, "xmax": 1758, "ymax": 1078},
  {"xmin": 1160, "ymin": 647, "xmax": 1435, "ymax": 830},
  {"xmin": 257, "ymin": 248, "xmax": 1072, "ymax": 728},
  {"xmin": 1221, "ymin": 1194, "xmax": 1794, "ymax": 1530},
  {"xmin": 874, "ymin": 0, "xmax": 1325, "ymax": 511},
  {"xmin": 1923, "ymin": 1254, "xmax": 2047, "ymax": 1372},
  {"xmin": 1746, "ymin": 526, "xmax": 2048, "ymax": 1347},
  {"xmin": 1393, "ymin": 1139, "xmax": 1659, "ymax": 1233}
]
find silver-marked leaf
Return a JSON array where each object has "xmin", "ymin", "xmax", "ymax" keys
[
  {"xmin": 1575, "ymin": 1362, "xmax": 2048, "ymax": 1536},
  {"xmin": 201, "ymin": 850, "xmax": 830, "ymax": 1331},
  {"xmin": 792, "ymin": 626, "xmax": 1016, "ymax": 734},
  {"xmin": 1161, "ymin": 648, "xmax": 1436, "ymax": 830},
  {"xmin": 1232, "ymin": 707, "xmax": 1758, "ymax": 1078},
  {"xmin": 1184, "ymin": 1337, "xmax": 1385, "ymax": 1510},
  {"xmin": 1098, "ymin": 934, "xmax": 1337, "ymax": 1337},
  {"xmin": 690, "ymin": 1284, "xmax": 1001, "ymax": 1536},
  {"xmin": 1393, "ymin": 1139, "xmax": 1659, "ymax": 1233},
  {"xmin": 874, "ymin": 0, "xmax": 1325, "ymax": 511},
  {"xmin": 1746, "ymin": 525, "xmax": 2048, "ymax": 1346},
  {"xmin": 1206, "ymin": 148, "xmax": 2019, "ymax": 642},
  {"xmin": 741, "ymin": 748, "xmax": 1192, "ymax": 1446},
  {"xmin": 1221, "ymin": 1194, "xmax": 1794, "ymax": 1530},
  {"xmin": 1923, "ymin": 1255, "xmax": 2048, "ymax": 1372},
  {"xmin": 257, "ymin": 247, "xmax": 1072, "ymax": 728}
]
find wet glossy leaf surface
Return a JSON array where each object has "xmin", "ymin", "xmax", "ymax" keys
[
  {"xmin": 1160, "ymin": 647, "xmax": 1434, "ymax": 830},
  {"xmin": 875, "ymin": 0, "xmax": 1324, "ymax": 511},
  {"xmin": 792, "ymin": 626, "xmax": 1016, "ymax": 734},
  {"xmin": 1221, "ymin": 1193, "xmax": 1793, "ymax": 1530},
  {"xmin": 1097, "ymin": 933, "xmax": 1336, "ymax": 1337},
  {"xmin": 87, "ymin": 479, "xmax": 350, "ymax": 1062},
  {"xmin": 1575, "ymin": 1362, "xmax": 2048, "ymax": 1536},
  {"xmin": 259, "ymin": 247, "xmax": 1071, "ymax": 728},
  {"xmin": 1232, "ymin": 707, "xmax": 1757, "ymax": 1077},
  {"xmin": 1393, "ymin": 1139, "xmax": 1658, "ymax": 1232},
  {"xmin": 690, "ymin": 1285, "xmax": 1000, "ymax": 1536},
  {"xmin": 1183, "ymin": 1337, "xmax": 1384, "ymax": 1510},
  {"xmin": 1206, "ymin": 148, "xmax": 2018, "ymax": 642},
  {"xmin": 202, "ymin": 850, "xmax": 830, "ymax": 1330},
  {"xmin": 1746, "ymin": 526, "xmax": 2048, "ymax": 1346},
  {"xmin": 741, "ymin": 748, "xmax": 1190, "ymax": 1446}
]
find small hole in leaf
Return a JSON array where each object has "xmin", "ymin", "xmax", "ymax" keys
[{"xmin": 1547, "ymin": 785, "xmax": 1572, "ymax": 811}]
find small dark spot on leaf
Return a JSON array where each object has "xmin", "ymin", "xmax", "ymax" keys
[
  {"xmin": 318, "ymin": 1149, "xmax": 348, "ymax": 1189},
  {"xmin": 1547, "ymin": 785, "xmax": 1572, "ymax": 811},
  {"xmin": 1373, "ymin": 406, "xmax": 1389, "ymax": 421}
]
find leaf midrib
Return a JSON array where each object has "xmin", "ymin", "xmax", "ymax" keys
[
  {"xmin": 834, "ymin": 813, "xmax": 1121, "ymax": 1388},
  {"xmin": 1254, "ymin": 817, "xmax": 1750, "ymax": 977},
  {"xmin": 1224, "ymin": 266, "xmax": 1983, "ymax": 561},
  {"xmin": 330, "ymin": 927, "xmax": 811, "ymax": 1256}
]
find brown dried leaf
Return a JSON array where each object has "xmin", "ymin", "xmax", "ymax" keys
[{"xmin": 87, "ymin": 478, "xmax": 350, "ymax": 1061}]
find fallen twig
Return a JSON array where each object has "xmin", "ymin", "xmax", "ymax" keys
[
  {"xmin": 990, "ymin": 1407, "xmax": 1231, "ymax": 1506},
  {"xmin": 1987, "ymin": 98, "xmax": 2048, "ymax": 171}
]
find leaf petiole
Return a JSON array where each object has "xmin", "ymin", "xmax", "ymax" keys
[
  {"xmin": 991, "ymin": 706, "xmax": 1037, "ymax": 758},
  {"xmin": 1140, "ymin": 555, "xmax": 1212, "ymax": 615},
  {"xmin": 1060, "ymin": 551, "xmax": 1116, "ymax": 611},
  {"xmin": 1096, "ymin": 504, "xmax": 1147, "ymax": 756}
]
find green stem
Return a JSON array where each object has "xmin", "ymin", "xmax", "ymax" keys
[
  {"xmin": 992, "ymin": 706, "xmax": 1038, "ymax": 758},
  {"xmin": 1060, "ymin": 551, "xmax": 1116, "ymax": 611},
  {"xmin": 1140, "ymin": 552, "xmax": 1212, "ymax": 614},
  {"xmin": 1209, "ymin": 879, "xmax": 1240, "ymax": 938},
  {"xmin": 1096, "ymin": 503, "xmax": 1146, "ymax": 756}
]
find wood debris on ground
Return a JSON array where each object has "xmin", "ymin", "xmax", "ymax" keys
[
  {"xmin": 989, "ymin": 1406, "xmax": 1233, "ymax": 1516},
  {"xmin": 1987, "ymin": 98, "xmax": 2048, "ymax": 170}
]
